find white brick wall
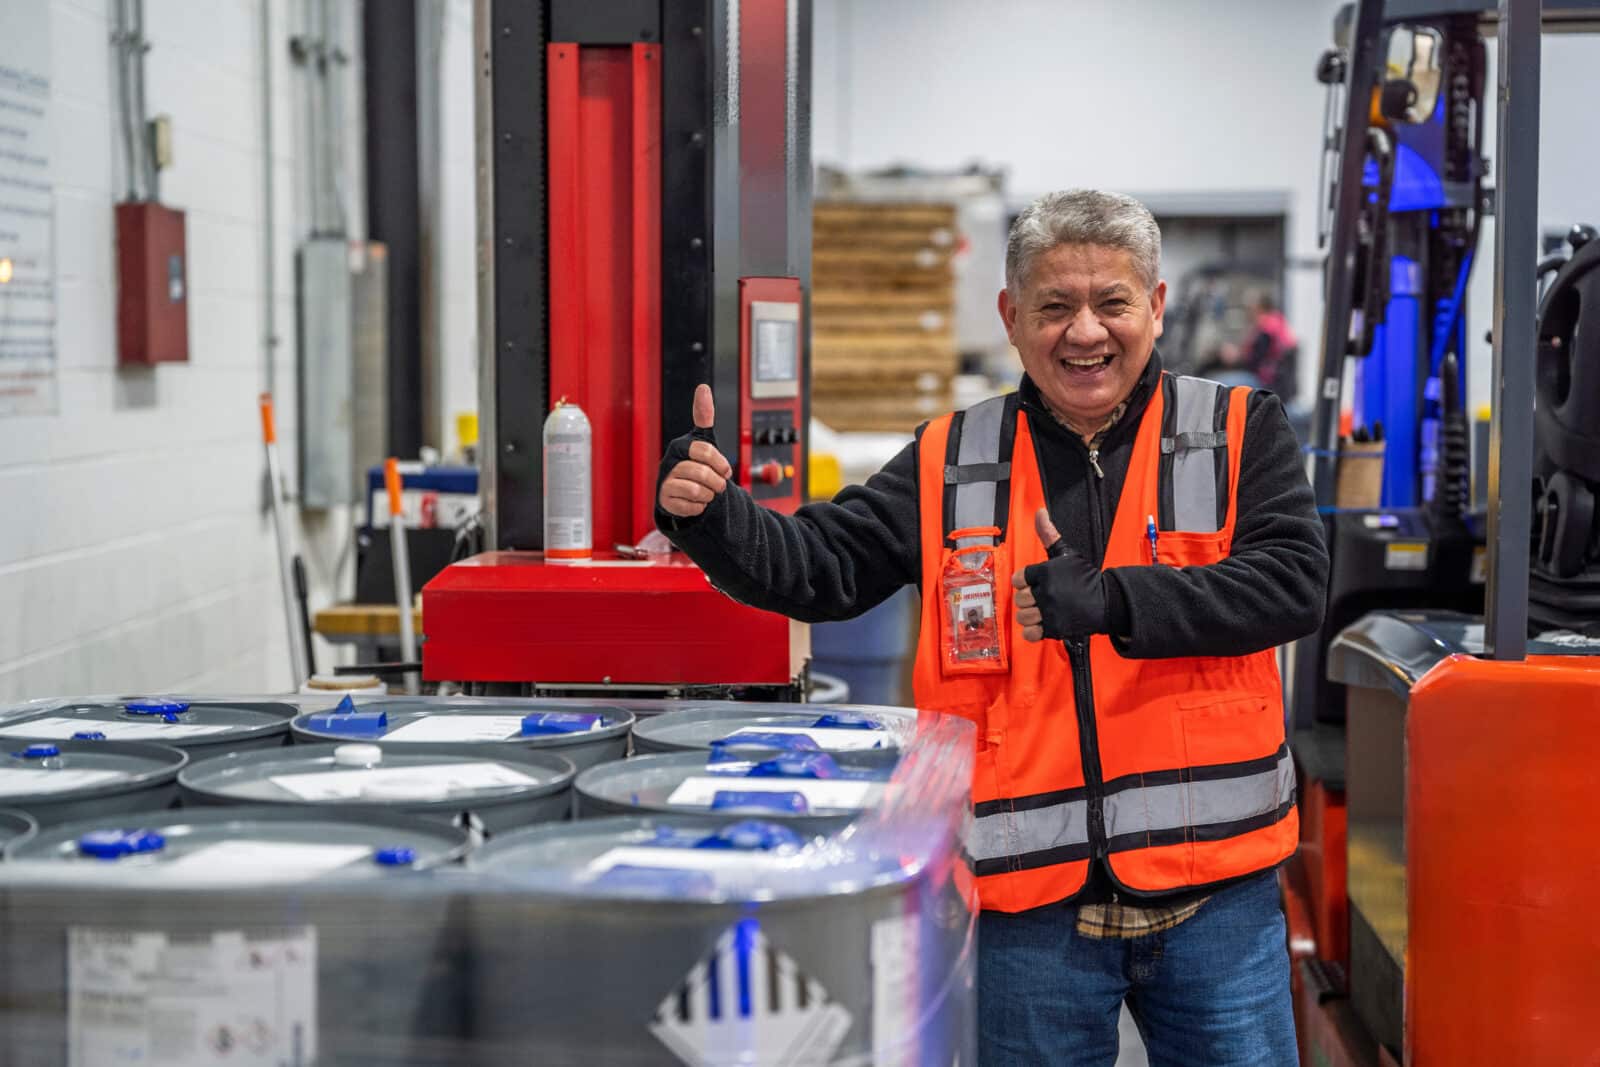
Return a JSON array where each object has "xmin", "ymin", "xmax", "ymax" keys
[{"xmin": 0, "ymin": 0, "xmax": 382, "ymax": 702}]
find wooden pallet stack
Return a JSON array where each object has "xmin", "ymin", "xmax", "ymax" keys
[{"xmin": 811, "ymin": 201, "xmax": 960, "ymax": 432}]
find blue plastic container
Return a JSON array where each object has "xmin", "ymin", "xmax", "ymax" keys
[{"xmin": 810, "ymin": 586, "xmax": 917, "ymax": 706}]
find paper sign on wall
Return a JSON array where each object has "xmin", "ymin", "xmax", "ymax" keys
[{"xmin": 0, "ymin": 3, "xmax": 57, "ymax": 415}]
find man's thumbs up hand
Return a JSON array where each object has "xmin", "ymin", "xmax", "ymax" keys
[
  {"xmin": 658, "ymin": 384, "xmax": 734, "ymax": 519},
  {"xmin": 1012, "ymin": 507, "xmax": 1110, "ymax": 642},
  {"xmin": 692, "ymin": 382, "xmax": 716, "ymax": 432}
]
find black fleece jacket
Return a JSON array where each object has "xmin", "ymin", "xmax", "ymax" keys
[{"xmin": 656, "ymin": 350, "xmax": 1328, "ymax": 661}]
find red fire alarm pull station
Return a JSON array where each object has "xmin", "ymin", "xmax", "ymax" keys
[{"xmin": 116, "ymin": 201, "xmax": 189, "ymax": 366}]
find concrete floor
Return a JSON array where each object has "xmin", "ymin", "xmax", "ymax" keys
[{"xmin": 1117, "ymin": 1005, "xmax": 1151, "ymax": 1066}]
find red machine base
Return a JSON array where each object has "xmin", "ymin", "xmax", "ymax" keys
[{"xmin": 422, "ymin": 551, "xmax": 801, "ymax": 687}]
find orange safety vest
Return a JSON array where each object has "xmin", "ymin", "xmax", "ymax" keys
[{"xmin": 912, "ymin": 374, "xmax": 1298, "ymax": 913}]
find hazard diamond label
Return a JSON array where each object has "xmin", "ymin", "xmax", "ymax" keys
[{"xmin": 651, "ymin": 919, "xmax": 852, "ymax": 1066}]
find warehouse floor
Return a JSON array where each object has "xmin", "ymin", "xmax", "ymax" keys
[{"xmin": 1118, "ymin": 1007, "xmax": 1151, "ymax": 1065}]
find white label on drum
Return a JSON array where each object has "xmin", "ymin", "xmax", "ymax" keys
[
  {"xmin": 722, "ymin": 726, "xmax": 888, "ymax": 751},
  {"xmin": 0, "ymin": 716, "xmax": 235, "ymax": 741},
  {"xmin": 871, "ymin": 912, "xmax": 922, "ymax": 1066},
  {"xmin": 0, "ymin": 768, "xmax": 124, "ymax": 796},
  {"xmin": 586, "ymin": 846, "xmax": 797, "ymax": 876},
  {"xmin": 650, "ymin": 920, "xmax": 852, "ymax": 1067},
  {"xmin": 155, "ymin": 841, "xmax": 373, "ymax": 885},
  {"xmin": 68, "ymin": 926, "xmax": 317, "ymax": 1067},
  {"xmin": 665, "ymin": 776, "xmax": 878, "ymax": 810},
  {"xmin": 267, "ymin": 761, "xmax": 539, "ymax": 802},
  {"xmin": 380, "ymin": 715, "xmax": 526, "ymax": 743}
]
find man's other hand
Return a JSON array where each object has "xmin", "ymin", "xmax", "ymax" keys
[
  {"xmin": 658, "ymin": 384, "xmax": 734, "ymax": 518},
  {"xmin": 1014, "ymin": 507, "xmax": 1108, "ymax": 641}
]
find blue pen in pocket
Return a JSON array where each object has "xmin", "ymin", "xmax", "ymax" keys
[{"xmin": 1146, "ymin": 514, "xmax": 1160, "ymax": 564}]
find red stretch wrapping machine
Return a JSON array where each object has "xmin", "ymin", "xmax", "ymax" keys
[{"xmin": 423, "ymin": 551, "xmax": 801, "ymax": 686}]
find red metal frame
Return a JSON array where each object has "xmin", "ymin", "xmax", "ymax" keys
[
  {"xmin": 546, "ymin": 42, "xmax": 661, "ymax": 550},
  {"xmin": 738, "ymin": 0, "xmax": 787, "ymax": 249},
  {"xmin": 1298, "ymin": 776, "xmax": 1349, "ymax": 964},
  {"xmin": 630, "ymin": 44, "xmax": 662, "ymax": 546}
]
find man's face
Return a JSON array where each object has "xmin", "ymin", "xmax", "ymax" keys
[{"xmin": 998, "ymin": 243, "xmax": 1165, "ymax": 430}]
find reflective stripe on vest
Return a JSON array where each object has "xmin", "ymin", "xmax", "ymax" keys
[
  {"xmin": 967, "ymin": 744, "xmax": 1295, "ymax": 875},
  {"xmin": 1158, "ymin": 374, "xmax": 1231, "ymax": 533},
  {"xmin": 944, "ymin": 393, "xmax": 1016, "ymax": 551},
  {"xmin": 915, "ymin": 372, "xmax": 1298, "ymax": 911}
]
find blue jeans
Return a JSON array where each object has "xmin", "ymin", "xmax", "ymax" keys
[{"xmin": 978, "ymin": 870, "xmax": 1297, "ymax": 1066}]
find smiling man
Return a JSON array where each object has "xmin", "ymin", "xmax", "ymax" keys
[{"xmin": 657, "ymin": 190, "xmax": 1327, "ymax": 1065}]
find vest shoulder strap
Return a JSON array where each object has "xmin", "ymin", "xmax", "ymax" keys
[
  {"xmin": 940, "ymin": 392, "xmax": 1020, "ymax": 548},
  {"xmin": 1157, "ymin": 373, "xmax": 1239, "ymax": 533}
]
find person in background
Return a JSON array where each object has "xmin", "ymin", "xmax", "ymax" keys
[
  {"xmin": 1208, "ymin": 290, "xmax": 1300, "ymax": 404},
  {"xmin": 656, "ymin": 189, "xmax": 1327, "ymax": 1066}
]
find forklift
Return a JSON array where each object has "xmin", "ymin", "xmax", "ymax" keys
[{"xmin": 1286, "ymin": 1, "xmax": 1600, "ymax": 1064}]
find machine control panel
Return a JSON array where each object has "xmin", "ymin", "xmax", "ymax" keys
[{"xmin": 739, "ymin": 278, "xmax": 806, "ymax": 513}]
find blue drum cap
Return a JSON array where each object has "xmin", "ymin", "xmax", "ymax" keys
[
  {"xmin": 709, "ymin": 732, "xmax": 819, "ymax": 761},
  {"xmin": 698, "ymin": 820, "xmax": 804, "ymax": 851},
  {"xmin": 812, "ymin": 712, "xmax": 882, "ymax": 731},
  {"xmin": 78, "ymin": 828, "xmax": 167, "ymax": 859},
  {"xmin": 72, "ymin": 731, "xmax": 107, "ymax": 741},
  {"xmin": 125, "ymin": 699, "xmax": 190, "ymax": 716},
  {"xmin": 15, "ymin": 743, "xmax": 60, "ymax": 759},
  {"xmin": 746, "ymin": 751, "xmax": 840, "ymax": 780},
  {"xmin": 304, "ymin": 711, "xmax": 388, "ymax": 736},
  {"xmin": 710, "ymin": 789, "xmax": 810, "ymax": 815},
  {"xmin": 374, "ymin": 846, "xmax": 417, "ymax": 867},
  {"xmin": 520, "ymin": 711, "xmax": 603, "ymax": 736}
]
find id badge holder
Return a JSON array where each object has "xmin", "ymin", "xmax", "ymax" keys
[{"xmin": 939, "ymin": 529, "xmax": 1009, "ymax": 676}]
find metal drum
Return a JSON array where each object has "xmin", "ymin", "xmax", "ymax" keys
[
  {"xmin": 632, "ymin": 704, "xmax": 911, "ymax": 756},
  {"xmin": 179, "ymin": 742, "xmax": 575, "ymax": 837},
  {"xmin": 0, "ymin": 696, "xmax": 297, "ymax": 755},
  {"xmin": 290, "ymin": 698, "xmax": 633, "ymax": 771},
  {"xmin": 0, "ymin": 809, "xmax": 36, "ymax": 854},
  {"xmin": 0, "ymin": 740, "xmax": 187, "ymax": 826},
  {"xmin": 574, "ymin": 750, "xmax": 898, "ymax": 835},
  {"xmin": 466, "ymin": 815, "xmax": 977, "ymax": 1065},
  {"xmin": 0, "ymin": 806, "xmax": 473, "ymax": 1066}
]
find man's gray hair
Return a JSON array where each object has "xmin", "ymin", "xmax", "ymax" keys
[{"xmin": 1005, "ymin": 189, "xmax": 1162, "ymax": 295}]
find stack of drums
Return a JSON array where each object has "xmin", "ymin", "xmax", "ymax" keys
[
  {"xmin": 1, "ymin": 807, "xmax": 474, "ymax": 1066},
  {"xmin": 589, "ymin": 705, "xmax": 908, "ymax": 834},
  {"xmin": 0, "ymin": 739, "xmax": 188, "ymax": 825},
  {"xmin": 631, "ymin": 703, "xmax": 910, "ymax": 756},
  {"xmin": 0, "ymin": 694, "xmax": 977, "ymax": 1062},
  {"xmin": 0, "ymin": 809, "xmax": 36, "ymax": 852},
  {"xmin": 180, "ymin": 742, "xmax": 576, "ymax": 838},
  {"xmin": 289, "ymin": 698, "xmax": 633, "ymax": 772},
  {"xmin": 576, "ymin": 750, "xmax": 898, "ymax": 835},
  {"xmin": 467, "ymin": 814, "xmax": 976, "ymax": 1064},
  {"xmin": 0, "ymin": 696, "xmax": 298, "ymax": 754}
]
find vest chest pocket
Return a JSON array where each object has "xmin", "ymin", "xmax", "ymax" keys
[
  {"xmin": 1151, "ymin": 528, "xmax": 1231, "ymax": 568},
  {"xmin": 1177, "ymin": 692, "xmax": 1281, "ymax": 768}
]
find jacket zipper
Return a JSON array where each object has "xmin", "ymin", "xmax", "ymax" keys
[
  {"xmin": 1029, "ymin": 403, "xmax": 1116, "ymax": 900},
  {"xmin": 1065, "ymin": 636, "xmax": 1108, "ymax": 889},
  {"xmin": 1074, "ymin": 442, "xmax": 1112, "ymax": 899}
]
